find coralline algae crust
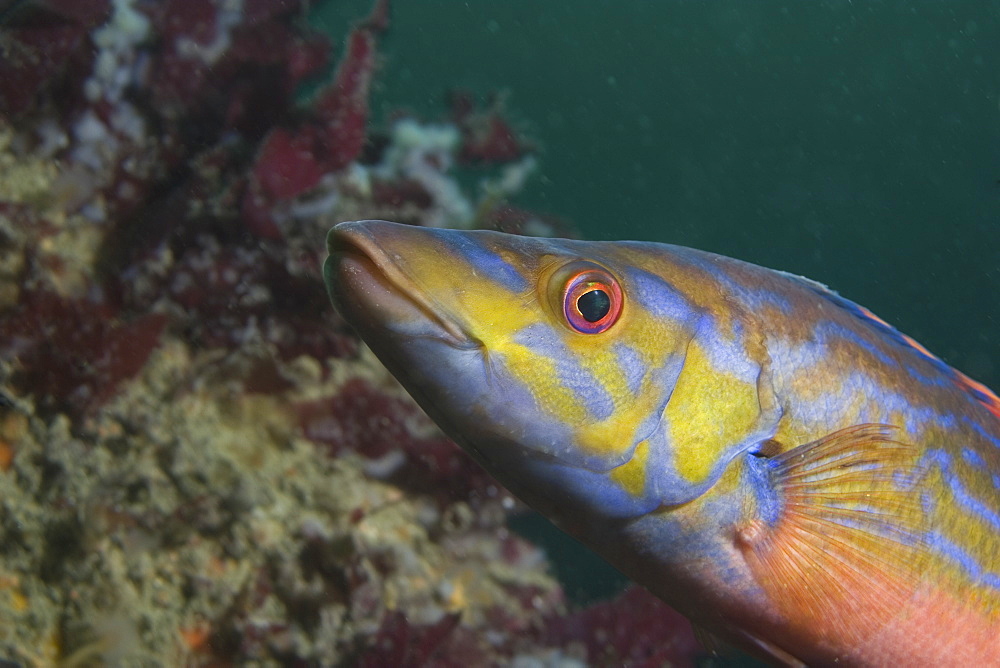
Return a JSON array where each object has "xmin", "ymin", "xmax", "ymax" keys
[{"xmin": 0, "ymin": 338, "xmax": 564, "ymax": 664}]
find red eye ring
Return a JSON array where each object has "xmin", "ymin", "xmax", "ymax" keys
[{"xmin": 561, "ymin": 265, "xmax": 623, "ymax": 334}]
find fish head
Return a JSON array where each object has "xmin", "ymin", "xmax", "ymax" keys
[{"xmin": 325, "ymin": 220, "xmax": 728, "ymax": 522}]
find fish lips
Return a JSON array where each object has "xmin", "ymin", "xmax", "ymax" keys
[
  {"xmin": 325, "ymin": 221, "xmax": 501, "ymax": 462},
  {"xmin": 325, "ymin": 221, "xmax": 474, "ymax": 349}
]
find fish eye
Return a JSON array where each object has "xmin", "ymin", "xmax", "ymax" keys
[
  {"xmin": 559, "ymin": 263, "xmax": 623, "ymax": 334},
  {"xmin": 577, "ymin": 288, "xmax": 611, "ymax": 322}
]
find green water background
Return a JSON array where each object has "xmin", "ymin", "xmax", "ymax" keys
[
  {"xmin": 312, "ymin": 0, "xmax": 1000, "ymax": 611},
  {"xmin": 315, "ymin": 0, "xmax": 999, "ymax": 391}
]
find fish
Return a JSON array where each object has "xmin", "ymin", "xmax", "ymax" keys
[{"xmin": 324, "ymin": 219, "xmax": 1000, "ymax": 666}]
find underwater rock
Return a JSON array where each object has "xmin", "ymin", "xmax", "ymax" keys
[{"xmin": 0, "ymin": 0, "xmax": 702, "ymax": 664}]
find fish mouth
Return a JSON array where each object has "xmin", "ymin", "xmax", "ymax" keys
[{"xmin": 326, "ymin": 222, "xmax": 475, "ymax": 348}]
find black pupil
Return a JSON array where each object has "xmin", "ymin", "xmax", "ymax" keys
[{"xmin": 577, "ymin": 289, "xmax": 611, "ymax": 323}]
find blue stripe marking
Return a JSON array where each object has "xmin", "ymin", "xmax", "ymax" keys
[
  {"xmin": 808, "ymin": 286, "xmax": 915, "ymax": 355},
  {"xmin": 449, "ymin": 234, "xmax": 528, "ymax": 292},
  {"xmin": 674, "ymin": 251, "xmax": 793, "ymax": 314},
  {"xmin": 920, "ymin": 488, "xmax": 935, "ymax": 514},
  {"xmin": 626, "ymin": 268, "xmax": 697, "ymax": 323},
  {"xmin": 964, "ymin": 416, "xmax": 1000, "ymax": 450},
  {"xmin": 613, "ymin": 343, "xmax": 646, "ymax": 395},
  {"xmin": 968, "ymin": 385, "xmax": 997, "ymax": 405},
  {"xmin": 925, "ymin": 353, "xmax": 960, "ymax": 378},
  {"xmin": 925, "ymin": 449, "xmax": 1000, "ymax": 533},
  {"xmin": 514, "ymin": 324, "xmax": 614, "ymax": 421},
  {"xmin": 960, "ymin": 447, "xmax": 1000, "ymax": 489},
  {"xmin": 962, "ymin": 448, "xmax": 987, "ymax": 469},
  {"xmin": 903, "ymin": 405, "xmax": 956, "ymax": 435},
  {"xmin": 695, "ymin": 315, "xmax": 761, "ymax": 384},
  {"xmin": 819, "ymin": 321, "xmax": 897, "ymax": 367},
  {"xmin": 793, "ymin": 371, "xmax": 949, "ymax": 434},
  {"xmin": 905, "ymin": 362, "xmax": 952, "ymax": 388},
  {"xmin": 892, "ymin": 467, "xmax": 921, "ymax": 490},
  {"xmin": 744, "ymin": 454, "xmax": 781, "ymax": 525},
  {"xmin": 821, "ymin": 509, "xmax": 920, "ymax": 544},
  {"xmin": 814, "ymin": 282, "xmax": 1000, "ymax": 415},
  {"xmin": 811, "ymin": 283, "xmax": 942, "ymax": 367},
  {"xmin": 928, "ymin": 532, "xmax": 1000, "ymax": 590}
]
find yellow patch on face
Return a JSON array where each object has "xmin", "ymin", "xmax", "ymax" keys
[
  {"xmin": 666, "ymin": 341, "xmax": 760, "ymax": 484},
  {"xmin": 566, "ymin": 297, "xmax": 694, "ymax": 459},
  {"xmin": 500, "ymin": 341, "xmax": 590, "ymax": 424},
  {"xmin": 499, "ymin": 331, "xmax": 635, "ymax": 445},
  {"xmin": 609, "ymin": 438, "xmax": 649, "ymax": 497},
  {"xmin": 402, "ymin": 246, "xmax": 602, "ymax": 426},
  {"xmin": 409, "ymin": 247, "xmax": 700, "ymax": 466},
  {"xmin": 453, "ymin": 267, "xmax": 599, "ymax": 426}
]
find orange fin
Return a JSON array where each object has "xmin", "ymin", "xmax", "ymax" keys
[{"xmin": 736, "ymin": 423, "xmax": 929, "ymax": 649}]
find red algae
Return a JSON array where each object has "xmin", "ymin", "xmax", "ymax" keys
[
  {"xmin": 540, "ymin": 586, "xmax": 702, "ymax": 667},
  {"xmin": 242, "ymin": 16, "xmax": 384, "ymax": 238},
  {"xmin": 316, "ymin": 28, "xmax": 379, "ymax": 171},
  {"xmin": 0, "ymin": 0, "xmax": 111, "ymax": 117},
  {"xmin": 449, "ymin": 90, "xmax": 534, "ymax": 165},
  {"xmin": 360, "ymin": 611, "xmax": 465, "ymax": 667},
  {"xmin": 0, "ymin": 0, "xmax": 705, "ymax": 664},
  {"xmin": 0, "ymin": 290, "xmax": 167, "ymax": 420},
  {"xmin": 296, "ymin": 377, "xmax": 496, "ymax": 502}
]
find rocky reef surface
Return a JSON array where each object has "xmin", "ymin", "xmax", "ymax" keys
[{"xmin": 0, "ymin": 1, "xmax": 701, "ymax": 664}]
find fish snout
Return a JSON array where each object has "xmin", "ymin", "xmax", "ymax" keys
[{"xmin": 325, "ymin": 220, "xmax": 473, "ymax": 347}]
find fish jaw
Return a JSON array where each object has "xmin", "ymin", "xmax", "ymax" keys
[
  {"xmin": 325, "ymin": 221, "xmax": 494, "ymax": 461},
  {"xmin": 325, "ymin": 221, "xmax": 608, "ymax": 517},
  {"xmin": 326, "ymin": 220, "xmax": 474, "ymax": 350}
]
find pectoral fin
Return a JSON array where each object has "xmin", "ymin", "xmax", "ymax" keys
[{"xmin": 736, "ymin": 423, "xmax": 928, "ymax": 650}]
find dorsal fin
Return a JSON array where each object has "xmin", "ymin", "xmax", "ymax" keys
[
  {"xmin": 736, "ymin": 424, "xmax": 930, "ymax": 652},
  {"xmin": 796, "ymin": 278, "xmax": 1000, "ymax": 422}
]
